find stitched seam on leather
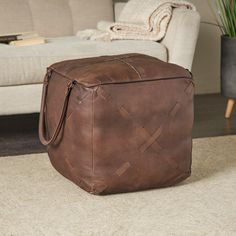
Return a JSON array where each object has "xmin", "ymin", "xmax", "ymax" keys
[
  {"xmin": 87, "ymin": 77, "xmax": 192, "ymax": 88},
  {"xmin": 116, "ymin": 58, "xmax": 142, "ymax": 80},
  {"xmin": 49, "ymin": 69, "xmax": 191, "ymax": 88},
  {"xmin": 65, "ymin": 88, "xmax": 90, "ymax": 121},
  {"xmin": 161, "ymin": 171, "xmax": 190, "ymax": 187},
  {"xmin": 97, "ymin": 87, "xmax": 187, "ymax": 174},
  {"xmin": 49, "ymin": 55, "xmax": 137, "ymax": 80},
  {"xmin": 184, "ymin": 81, "xmax": 194, "ymax": 94},
  {"xmin": 169, "ymin": 102, "xmax": 181, "ymax": 118},
  {"xmin": 65, "ymin": 157, "xmax": 101, "ymax": 193},
  {"xmin": 97, "ymin": 87, "xmax": 164, "ymax": 153},
  {"xmin": 140, "ymin": 124, "xmax": 165, "ymax": 153},
  {"xmin": 97, "ymin": 84, "xmax": 192, "ymax": 175},
  {"xmin": 98, "ymin": 88, "xmax": 152, "ymax": 135},
  {"xmin": 70, "ymin": 55, "xmax": 137, "ymax": 69},
  {"xmin": 97, "ymin": 87, "xmax": 186, "ymax": 175},
  {"xmin": 66, "ymin": 111, "xmax": 73, "ymax": 121},
  {"xmin": 118, "ymin": 106, "xmax": 165, "ymax": 152},
  {"xmin": 116, "ymin": 162, "xmax": 131, "ymax": 177},
  {"xmin": 65, "ymin": 157, "xmax": 74, "ymax": 170},
  {"xmin": 117, "ymin": 104, "xmax": 165, "ymax": 153},
  {"xmin": 92, "ymin": 90, "xmax": 95, "ymax": 175}
]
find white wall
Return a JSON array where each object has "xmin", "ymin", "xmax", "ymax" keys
[{"xmin": 189, "ymin": 0, "xmax": 222, "ymax": 94}]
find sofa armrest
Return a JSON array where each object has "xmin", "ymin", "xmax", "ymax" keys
[{"xmin": 161, "ymin": 8, "xmax": 200, "ymax": 71}]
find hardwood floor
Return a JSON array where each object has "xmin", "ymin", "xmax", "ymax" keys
[
  {"xmin": 0, "ymin": 113, "xmax": 45, "ymax": 156},
  {"xmin": 0, "ymin": 94, "xmax": 235, "ymax": 157},
  {"xmin": 193, "ymin": 94, "xmax": 236, "ymax": 137}
]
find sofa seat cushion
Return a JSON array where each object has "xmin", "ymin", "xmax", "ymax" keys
[{"xmin": 0, "ymin": 37, "xmax": 167, "ymax": 86}]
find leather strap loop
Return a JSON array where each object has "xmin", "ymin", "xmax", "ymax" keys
[{"xmin": 39, "ymin": 71, "xmax": 75, "ymax": 146}]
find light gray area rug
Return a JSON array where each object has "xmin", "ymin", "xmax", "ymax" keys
[{"xmin": 0, "ymin": 136, "xmax": 236, "ymax": 236}]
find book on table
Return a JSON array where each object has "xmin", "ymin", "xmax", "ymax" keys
[{"xmin": 0, "ymin": 32, "xmax": 45, "ymax": 46}]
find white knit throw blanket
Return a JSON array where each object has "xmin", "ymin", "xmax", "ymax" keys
[{"xmin": 76, "ymin": 0, "xmax": 196, "ymax": 41}]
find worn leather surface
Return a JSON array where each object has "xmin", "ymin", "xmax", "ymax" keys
[{"xmin": 39, "ymin": 53, "xmax": 194, "ymax": 195}]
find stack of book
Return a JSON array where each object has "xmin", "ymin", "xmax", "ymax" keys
[{"xmin": 0, "ymin": 32, "xmax": 45, "ymax": 46}]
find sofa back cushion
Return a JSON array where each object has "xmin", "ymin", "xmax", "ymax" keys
[
  {"xmin": 0, "ymin": 0, "xmax": 114, "ymax": 37},
  {"xmin": 28, "ymin": 0, "xmax": 73, "ymax": 37},
  {"xmin": 69, "ymin": 0, "xmax": 114, "ymax": 33},
  {"xmin": 0, "ymin": 0, "xmax": 34, "ymax": 35}
]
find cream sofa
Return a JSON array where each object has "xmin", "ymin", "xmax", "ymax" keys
[{"xmin": 0, "ymin": 0, "xmax": 200, "ymax": 115}]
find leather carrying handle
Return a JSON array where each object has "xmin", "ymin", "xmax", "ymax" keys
[{"xmin": 39, "ymin": 70, "xmax": 75, "ymax": 146}]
